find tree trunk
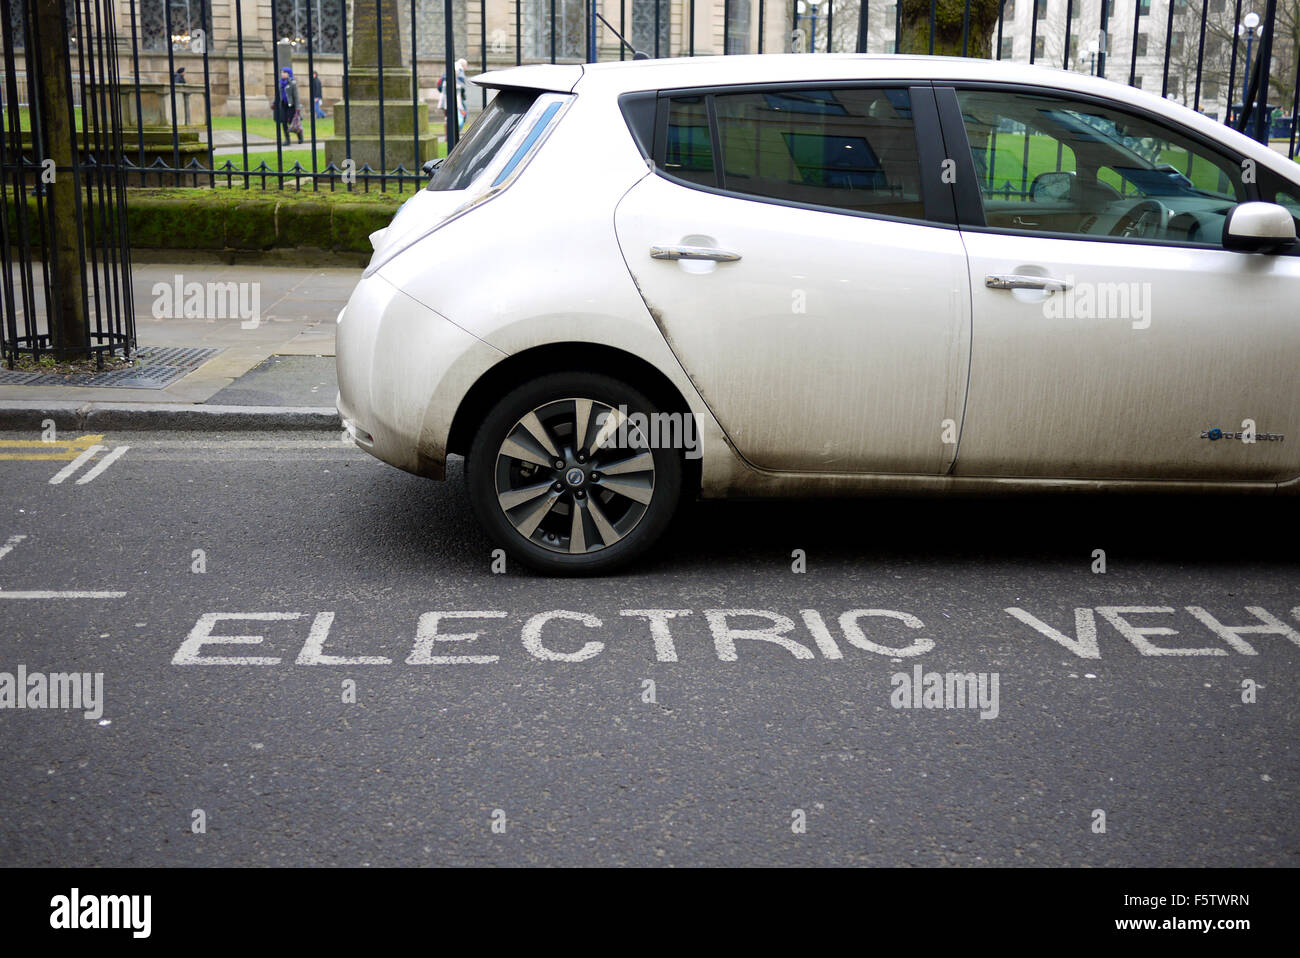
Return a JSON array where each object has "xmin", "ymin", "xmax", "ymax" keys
[
  {"xmin": 33, "ymin": 0, "xmax": 89, "ymax": 358},
  {"xmin": 900, "ymin": 0, "xmax": 1004, "ymax": 57}
]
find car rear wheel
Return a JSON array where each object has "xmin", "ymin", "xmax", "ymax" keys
[{"xmin": 465, "ymin": 372, "xmax": 683, "ymax": 575}]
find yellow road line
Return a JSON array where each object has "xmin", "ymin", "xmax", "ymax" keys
[{"xmin": 0, "ymin": 434, "xmax": 106, "ymax": 460}]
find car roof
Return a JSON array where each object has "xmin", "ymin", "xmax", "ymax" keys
[
  {"xmin": 471, "ymin": 54, "xmax": 1296, "ymax": 178},
  {"xmin": 479, "ymin": 53, "xmax": 1130, "ymax": 95}
]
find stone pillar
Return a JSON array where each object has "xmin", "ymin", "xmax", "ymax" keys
[{"xmin": 325, "ymin": 0, "xmax": 439, "ymax": 174}]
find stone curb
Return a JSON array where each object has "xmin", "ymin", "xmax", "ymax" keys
[{"xmin": 0, "ymin": 401, "xmax": 341, "ymax": 432}]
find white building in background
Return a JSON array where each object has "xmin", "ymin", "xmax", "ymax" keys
[
  {"xmin": 2, "ymin": 0, "xmax": 1279, "ymax": 122},
  {"xmin": 993, "ymin": 0, "xmax": 1266, "ymax": 121},
  {"xmin": 95, "ymin": 0, "xmax": 947, "ymax": 115}
]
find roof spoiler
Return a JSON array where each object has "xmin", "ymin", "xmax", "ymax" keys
[{"xmin": 471, "ymin": 64, "xmax": 584, "ymax": 94}]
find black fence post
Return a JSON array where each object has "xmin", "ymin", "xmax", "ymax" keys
[
  {"xmin": 1098, "ymin": 0, "xmax": 1109, "ymax": 77},
  {"xmin": 1062, "ymin": 0, "xmax": 1072, "ymax": 71},
  {"xmin": 445, "ymin": 0, "xmax": 460, "ymax": 148},
  {"xmin": 1162, "ymin": 0, "xmax": 1178, "ymax": 98},
  {"xmin": 1029, "ymin": 0, "xmax": 1039, "ymax": 64},
  {"xmin": 1250, "ymin": 0, "xmax": 1278, "ymax": 142}
]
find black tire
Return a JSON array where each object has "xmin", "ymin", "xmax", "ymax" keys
[{"xmin": 465, "ymin": 371, "xmax": 683, "ymax": 575}]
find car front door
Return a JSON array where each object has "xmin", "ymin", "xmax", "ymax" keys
[
  {"xmin": 614, "ymin": 84, "xmax": 970, "ymax": 475},
  {"xmin": 938, "ymin": 84, "xmax": 1300, "ymax": 482}
]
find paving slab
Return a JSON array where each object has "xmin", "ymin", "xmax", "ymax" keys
[
  {"xmin": 206, "ymin": 355, "xmax": 338, "ymax": 407},
  {"xmin": 0, "ymin": 263, "xmax": 352, "ymax": 406}
]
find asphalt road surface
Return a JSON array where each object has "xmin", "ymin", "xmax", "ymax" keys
[{"xmin": 0, "ymin": 429, "xmax": 1296, "ymax": 866}]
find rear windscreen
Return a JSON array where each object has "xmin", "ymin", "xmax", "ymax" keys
[{"xmin": 428, "ymin": 89, "xmax": 540, "ymax": 192}]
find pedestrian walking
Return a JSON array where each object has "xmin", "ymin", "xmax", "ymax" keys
[
  {"xmin": 311, "ymin": 70, "xmax": 326, "ymax": 120},
  {"xmin": 274, "ymin": 66, "xmax": 304, "ymax": 144},
  {"xmin": 438, "ymin": 58, "xmax": 468, "ymax": 131}
]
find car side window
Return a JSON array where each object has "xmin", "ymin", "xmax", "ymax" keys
[
  {"xmin": 956, "ymin": 88, "xmax": 1246, "ymax": 246},
  {"xmin": 1275, "ymin": 186, "xmax": 1300, "ymax": 218},
  {"xmin": 660, "ymin": 87, "xmax": 926, "ymax": 221},
  {"xmin": 664, "ymin": 96, "xmax": 715, "ymax": 187},
  {"xmin": 712, "ymin": 88, "xmax": 924, "ymax": 219}
]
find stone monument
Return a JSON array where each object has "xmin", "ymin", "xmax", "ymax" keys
[{"xmin": 324, "ymin": 0, "xmax": 439, "ymax": 175}]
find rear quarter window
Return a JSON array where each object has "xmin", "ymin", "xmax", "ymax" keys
[{"xmin": 428, "ymin": 89, "xmax": 539, "ymax": 191}]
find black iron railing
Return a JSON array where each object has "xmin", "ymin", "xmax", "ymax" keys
[
  {"xmin": 1, "ymin": 0, "xmax": 135, "ymax": 365},
  {"xmin": 1, "ymin": 0, "xmax": 1296, "ymax": 202}
]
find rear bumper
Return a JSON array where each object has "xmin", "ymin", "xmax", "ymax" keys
[{"xmin": 335, "ymin": 272, "xmax": 505, "ymax": 479}]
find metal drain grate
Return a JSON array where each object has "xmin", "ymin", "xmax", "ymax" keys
[{"xmin": 0, "ymin": 346, "xmax": 221, "ymax": 389}]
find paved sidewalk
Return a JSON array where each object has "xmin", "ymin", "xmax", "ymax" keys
[{"xmin": 0, "ymin": 263, "xmax": 356, "ymax": 430}]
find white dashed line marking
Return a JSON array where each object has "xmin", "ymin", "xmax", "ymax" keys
[
  {"xmin": 48, "ymin": 445, "xmax": 105, "ymax": 484},
  {"xmin": 0, "ymin": 534, "xmax": 27, "ymax": 563},
  {"xmin": 74, "ymin": 445, "xmax": 130, "ymax": 484}
]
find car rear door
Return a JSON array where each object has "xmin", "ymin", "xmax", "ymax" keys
[{"xmin": 614, "ymin": 83, "xmax": 971, "ymax": 475}]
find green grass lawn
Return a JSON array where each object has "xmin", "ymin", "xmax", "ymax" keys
[
  {"xmin": 975, "ymin": 133, "xmax": 1074, "ymax": 197},
  {"xmin": 211, "ymin": 114, "xmax": 336, "ymax": 139},
  {"xmin": 214, "ymin": 147, "xmax": 325, "ymax": 174},
  {"xmin": 971, "ymin": 130, "xmax": 1295, "ymax": 199},
  {"xmin": 206, "ymin": 144, "xmax": 440, "ymax": 192}
]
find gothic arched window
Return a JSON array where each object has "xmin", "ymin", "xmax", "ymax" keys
[
  {"xmin": 271, "ymin": 0, "xmax": 344, "ymax": 55},
  {"xmin": 631, "ymin": 0, "xmax": 672, "ymax": 58},
  {"xmin": 525, "ymin": 0, "xmax": 586, "ymax": 61}
]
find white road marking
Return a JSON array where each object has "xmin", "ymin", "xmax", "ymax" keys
[
  {"xmin": 620, "ymin": 609, "xmax": 691, "ymax": 662},
  {"xmin": 74, "ymin": 445, "xmax": 130, "ymax": 484},
  {"xmin": 705, "ymin": 610, "xmax": 812, "ymax": 661},
  {"xmin": 48, "ymin": 445, "xmax": 104, "ymax": 485},
  {"xmin": 521, "ymin": 610, "xmax": 604, "ymax": 662},
  {"xmin": 405, "ymin": 611, "xmax": 508, "ymax": 665},
  {"xmin": 128, "ymin": 440, "xmax": 354, "ymax": 449},
  {"xmin": 172, "ymin": 612, "xmax": 303, "ymax": 665},
  {"xmin": 1005, "ymin": 607, "xmax": 1101, "ymax": 659},
  {"xmin": 1186, "ymin": 605, "xmax": 1300, "ymax": 654},
  {"xmin": 799, "ymin": 609, "xmax": 844, "ymax": 660},
  {"xmin": 295, "ymin": 611, "xmax": 392, "ymax": 665},
  {"xmin": 0, "ymin": 534, "xmax": 27, "ymax": 563},
  {"xmin": 1095, "ymin": 606, "xmax": 1226, "ymax": 656},
  {"xmin": 838, "ymin": 609, "xmax": 933, "ymax": 657},
  {"xmin": 0, "ymin": 590, "xmax": 126, "ymax": 599},
  {"xmin": 166, "ymin": 605, "xmax": 1300, "ymax": 667}
]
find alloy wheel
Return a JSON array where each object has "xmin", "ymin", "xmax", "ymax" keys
[{"xmin": 492, "ymin": 397, "xmax": 656, "ymax": 555}]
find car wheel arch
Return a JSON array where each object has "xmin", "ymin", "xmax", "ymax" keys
[{"xmin": 445, "ymin": 341, "xmax": 703, "ymax": 496}]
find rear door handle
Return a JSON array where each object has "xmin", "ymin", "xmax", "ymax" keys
[
  {"xmin": 985, "ymin": 273, "xmax": 1072, "ymax": 292},
  {"xmin": 650, "ymin": 245, "xmax": 742, "ymax": 262}
]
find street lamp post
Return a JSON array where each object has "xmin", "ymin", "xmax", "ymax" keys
[
  {"xmin": 795, "ymin": 0, "xmax": 822, "ymax": 54},
  {"xmin": 1240, "ymin": 11, "xmax": 1262, "ymax": 125},
  {"xmin": 1081, "ymin": 39, "xmax": 1099, "ymax": 77}
]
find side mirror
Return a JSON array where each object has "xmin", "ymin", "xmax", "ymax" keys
[
  {"xmin": 1222, "ymin": 201, "xmax": 1297, "ymax": 253},
  {"xmin": 1030, "ymin": 171, "xmax": 1074, "ymax": 202}
]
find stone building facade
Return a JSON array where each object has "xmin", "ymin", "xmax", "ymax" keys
[{"xmin": 4, "ymin": 0, "xmax": 811, "ymax": 117}]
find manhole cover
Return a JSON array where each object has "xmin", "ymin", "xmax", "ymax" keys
[{"xmin": 0, "ymin": 346, "xmax": 221, "ymax": 389}]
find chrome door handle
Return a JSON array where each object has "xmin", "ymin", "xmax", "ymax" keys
[
  {"xmin": 985, "ymin": 273, "xmax": 1072, "ymax": 292},
  {"xmin": 650, "ymin": 245, "xmax": 742, "ymax": 262}
]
